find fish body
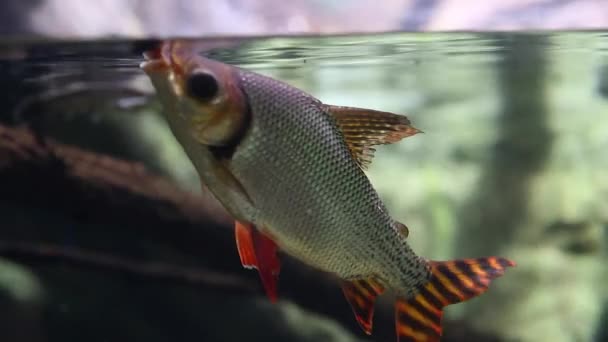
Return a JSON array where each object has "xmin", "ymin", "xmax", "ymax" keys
[
  {"xmin": 228, "ymin": 67, "xmax": 430, "ymax": 291},
  {"xmin": 141, "ymin": 40, "xmax": 515, "ymax": 342}
]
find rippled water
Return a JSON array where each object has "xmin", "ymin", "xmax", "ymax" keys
[
  {"xmin": 1, "ymin": 32, "xmax": 607, "ymax": 117},
  {"xmin": 1, "ymin": 32, "xmax": 606, "ymax": 128}
]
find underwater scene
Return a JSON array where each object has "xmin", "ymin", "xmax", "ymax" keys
[{"xmin": 0, "ymin": 30, "xmax": 607, "ymax": 342}]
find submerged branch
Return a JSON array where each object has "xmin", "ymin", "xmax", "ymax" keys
[
  {"xmin": 0, "ymin": 122, "xmax": 362, "ymax": 332},
  {"xmin": 0, "ymin": 240, "xmax": 255, "ymax": 292}
]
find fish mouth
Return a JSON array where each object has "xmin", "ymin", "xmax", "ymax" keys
[
  {"xmin": 139, "ymin": 43, "xmax": 170, "ymax": 73},
  {"xmin": 140, "ymin": 41, "xmax": 189, "ymax": 78}
]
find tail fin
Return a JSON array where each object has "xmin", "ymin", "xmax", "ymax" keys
[{"xmin": 395, "ymin": 257, "xmax": 515, "ymax": 342}]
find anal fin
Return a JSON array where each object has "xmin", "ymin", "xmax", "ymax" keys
[
  {"xmin": 342, "ymin": 277, "xmax": 386, "ymax": 335},
  {"xmin": 395, "ymin": 257, "xmax": 515, "ymax": 342},
  {"xmin": 234, "ymin": 221, "xmax": 281, "ymax": 302}
]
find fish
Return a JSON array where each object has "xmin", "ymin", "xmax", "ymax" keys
[{"xmin": 140, "ymin": 40, "xmax": 516, "ymax": 342}]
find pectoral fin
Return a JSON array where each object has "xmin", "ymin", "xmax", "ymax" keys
[
  {"xmin": 234, "ymin": 221, "xmax": 281, "ymax": 302},
  {"xmin": 325, "ymin": 105, "xmax": 422, "ymax": 170}
]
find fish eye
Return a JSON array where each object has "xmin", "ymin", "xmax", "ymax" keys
[{"xmin": 185, "ymin": 71, "xmax": 219, "ymax": 102}]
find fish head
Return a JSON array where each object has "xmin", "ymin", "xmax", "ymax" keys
[{"xmin": 140, "ymin": 40, "xmax": 248, "ymax": 146}]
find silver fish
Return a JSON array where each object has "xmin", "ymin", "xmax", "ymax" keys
[{"xmin": 141, "ymin": 40, "xmax": 515, "ymax": 342}]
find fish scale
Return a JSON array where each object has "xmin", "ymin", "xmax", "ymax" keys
[{"xmin": 229, "ymin": 68, "xmax": 430, "ymax": 292}]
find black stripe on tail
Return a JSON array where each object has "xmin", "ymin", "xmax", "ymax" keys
[{"xmin": 395, "ymin": 256, "xmax": 515, "ymax": 342}]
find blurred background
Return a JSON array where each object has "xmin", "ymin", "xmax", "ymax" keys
[
  {"xmin": 0, "ymin": 1, "xmax": 607, "ymax": 342},
  {"xmin": 1, "ymin": 0, "xmax": 608, "ymax": 37}
]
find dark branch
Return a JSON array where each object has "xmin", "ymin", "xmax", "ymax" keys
[{"xmin": 0, "ymin": 240, "xmax": 256, "ymax": 293}]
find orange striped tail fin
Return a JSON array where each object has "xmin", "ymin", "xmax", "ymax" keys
[{"xmin": 395, "ymin": 257, "xmax": 515, "ymax": 342}]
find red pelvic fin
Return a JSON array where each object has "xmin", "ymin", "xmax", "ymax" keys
[
  {"xmin": 235, "ymin": 221, "xmax": 257, "ymax": 269},
  {"xmin": 341, "ymin": 277, "xmax": 386, "ymax": 335},
  {"xmin": 234, "ymin": 221, "xmax": 281, "ymax": 302},
  {"xmin": 254, "ymin": 230, "xmax": 280, "ymax": 303},
  {"xmin": 395, "ymin": 257, "xmax": 515, "ymax": 342}
]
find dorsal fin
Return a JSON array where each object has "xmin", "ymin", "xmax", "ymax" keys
[{"xmin": 325, "ymin": 105, "xmax": 422, "ymax": 170}]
